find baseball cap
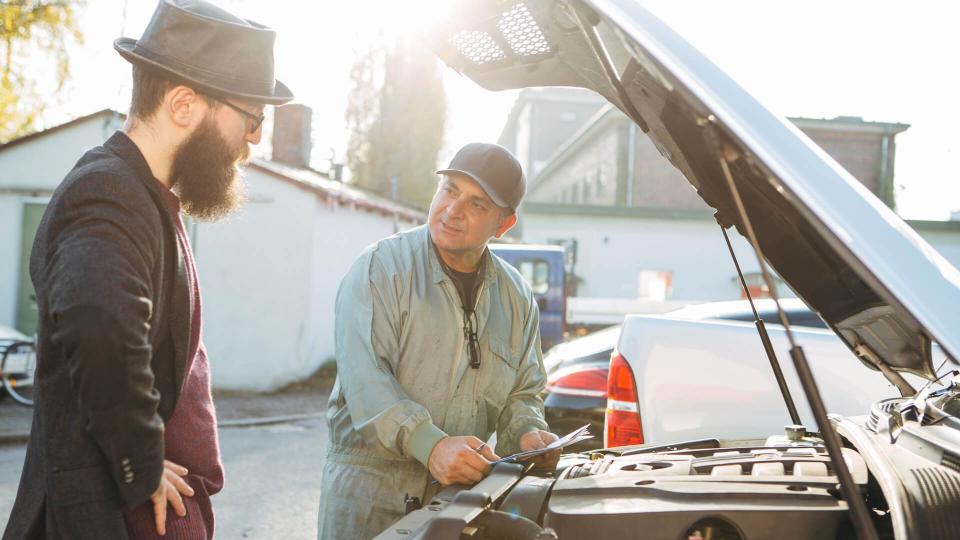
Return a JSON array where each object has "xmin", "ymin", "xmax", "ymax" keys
[{"xmin": 436, "ymin": 142, "xmax": 526, "ymax": 210}]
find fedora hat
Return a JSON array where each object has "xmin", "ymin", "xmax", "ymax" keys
[{"xmin": 114, "ymin": 0, "xmax": 293, "ymax": 105}]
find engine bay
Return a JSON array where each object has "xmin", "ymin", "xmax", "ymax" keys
[
  {"xmin": 378, "ymin": 433, "xmax": 876, "ymax": 540},
  {"xmin": 545, "ymin": 443, "xmax": 866, "ymax": 539},
  {"xmin": 375, "ymin": 381, "xmax": 960, "ymax": 540}
]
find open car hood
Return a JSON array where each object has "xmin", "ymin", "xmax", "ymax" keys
[{"xmin": 428, "ymin": 0, "xmax": 960, "ymax": 380}]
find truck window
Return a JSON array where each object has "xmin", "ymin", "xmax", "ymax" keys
[{"xmin": 518, "ymin": 260, "xmax": 550, "ymax": 294}]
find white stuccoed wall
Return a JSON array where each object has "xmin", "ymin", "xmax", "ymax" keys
[
  {"xmin": 0, "ymin": 111, "xmax": 124, "ymax": 328},
  {"xmin": 521, "ymin": 211, "xmax": 960, "ymax": 304},
  {"xmin": 0, "ymin": 112, "xmax": 423, "ymax": 390},
  {"xmin": 302, "ymin": 199, "xmax": 417, "ymax": 383},
  {"xmin": 0, "ymin": 112, "xmax": 123, "ymax": 191},
  {"xmin": 0, "ymin": 197, "xmax": 24, "ymax": 328},
  {"xmin": 194, "ymin": 168, "xmax": 420, "ymax": 392},
  {"xmin": 520, "ymin": 212, "xmax": 759, "ymax": 301}
]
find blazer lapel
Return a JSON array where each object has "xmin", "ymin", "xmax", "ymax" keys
[
  {"xmin": 169, "ymin": 234, "xmax": 191, "ymax": 398},
  {"xmin": 106, "ymin": 131, "xmax": 191, "ymax": 406},
  {"xmin": 135, "ymin": 170, "xmax": 190, "ymax": 403}
]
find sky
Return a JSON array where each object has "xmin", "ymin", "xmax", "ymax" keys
[{"xmin": 28, "ymin": 0, "xmax": 960, "ymax": 220}]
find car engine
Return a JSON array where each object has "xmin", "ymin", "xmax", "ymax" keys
[
  {"xmin": 377, "ymin": 381, "xmax": 960, "ymax": 540},
  {"xmin": 378, "ymin": 430, "xmax": 874, "ymax": 540},
  {"xmin": 543, "ymin": 443, "xmax": 866, "ymax": 539}
]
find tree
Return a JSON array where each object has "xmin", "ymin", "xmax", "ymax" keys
[
  {"xmin": 1, "ymin": 1, "xmax": 84, "ymax": 143},
  {"xmin": 345, "ymin": 36, "xmax": 446, "ymax": 209}
]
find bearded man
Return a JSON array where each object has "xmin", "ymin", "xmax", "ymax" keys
[{"xmin": 3, "ymin": 1, "xmax": 292, "ymax": 538}]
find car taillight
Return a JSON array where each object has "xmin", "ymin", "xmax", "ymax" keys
[
  {"xmin": 545, "ymin": 366, "xmax": 608, "ymax": 398},
  {"xmin": 605, "ymin": 352, "xmax": 643, "ymax": 447}
]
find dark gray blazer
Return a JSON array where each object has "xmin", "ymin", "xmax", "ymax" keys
[{"xmin": 4, "ymin": 132, "xmax": 191, "ymax": 539}]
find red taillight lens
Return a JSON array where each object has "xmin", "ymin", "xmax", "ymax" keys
[
  {"xmin": 546, "ymin": 366, "xmax": 608, "ymax": 398},
  {"xmin": 605, "ymin": 352, "xmax": 643, "ymax": 447}
]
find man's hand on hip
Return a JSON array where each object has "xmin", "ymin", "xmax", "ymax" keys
[
  {"xmin": 428, "ymin": 436, "xmax": 500, "ymax": 486},
  {"xmin": 150, "ymin": 459, "xmax": 195, "ymax": 535},
  {"xmin": 521, "ymin": 430, "xmax": 561, "ymax": 470}
]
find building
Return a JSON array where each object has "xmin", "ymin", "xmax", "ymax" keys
[
  {"xmin": 0, "ymin": 107, "xmax": 423, "ymax": 391},
  {"xmin": 519, "ymin": 203, "xmax": 960, "ymax": 302},
  {"xmin": 499, "ymin": 89, "xmax": 958, "ymax": 304},
  {"xmin": 505, "ymin": 101, "xmax": 910, "ymax": 210},
  {"xmin": 497, "ymin": 87, "xmax": 606, "ymax": 179}
]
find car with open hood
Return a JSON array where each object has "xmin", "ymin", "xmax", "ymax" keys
[
  {"xmin": 544, "ymin": 298, "xmax": 830, "ymax": 451},
  {"xmin": 376, "ymin": 1, "xmax": 960, "ymax": 539}
]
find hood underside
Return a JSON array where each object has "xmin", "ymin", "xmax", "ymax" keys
[{"xmin": 428, "ymin": 0, "xmax": 960, "ymax": 380}]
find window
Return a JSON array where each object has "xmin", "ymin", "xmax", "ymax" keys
[
  {"xmin": 518, "ymin": 260, "xmax": 550, "ymax": 294},
  {"xmin": 17, "ymin": 202, "xmax": 47, "ymax": 335},
  {"xmin": 737, "ymin": 272, "xmax": 788, "ymax": 299},
  {"xmin": 596, "ymin": 166, "xmax": 607, "ymax": 193},
  {"xmin": 637, "ymin": 270, "xmax": 672, "ymax": 300}
]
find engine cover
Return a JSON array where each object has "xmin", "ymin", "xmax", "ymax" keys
[{"xmin": 544, "ymin": 445, "xmax": 867, "ymax": 540}]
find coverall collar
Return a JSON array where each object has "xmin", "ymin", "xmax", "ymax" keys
[{"xmin": 425, "ymin": 228, "xmax": 499, "ymax": 288}]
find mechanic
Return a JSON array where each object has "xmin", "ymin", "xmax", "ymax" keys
[{"xmin": 317, "ymin": 142, "xmax": 559, "ymax": 539}]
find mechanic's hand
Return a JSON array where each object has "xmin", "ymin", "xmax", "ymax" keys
[
  {"xmin": 521, "ymin": 430, "xmax": 561, "ymax": 471},
  {"xmin": 149, "ymin": 459, "xmax": 195, "ymax": 535},
  {"xmin": 427, "ymin": 436, "xmax": 500, "ymax": 486}
]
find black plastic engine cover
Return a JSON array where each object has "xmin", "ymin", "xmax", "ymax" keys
[{"xmin": 544, "ymin": 446, "xmax": 867, "ymax": 540}]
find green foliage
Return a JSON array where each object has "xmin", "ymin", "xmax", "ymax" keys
[
  {"xmin": 345, "ymin": 37, "xmax": 446, "ymax": 210},
  {"xmin": 1, "ymin": 1, "xmax": 84, "ymax": 143}
]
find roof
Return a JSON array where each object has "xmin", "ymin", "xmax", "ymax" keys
[
  {"xmin": 0, "ymin": 109, "xmax": 426, "ymax": 223},
  {"xmin": 529, "ymin": 109, "xmax": 912, "ymax": 196},
  {"xmin": 497, "ymin": 87, "xmax": 606, "ymax": 148},
  {"xmin": 787, "ymin": 116, "xmax": 910, "ymax": 135},
  {"xmin": 527, "ymin": 103, "xmax": 622, "ymax": 193},
  {"xmin": 248, "ymin": 160, "xmax": 426, "ymax": 223},
  {"xmin": 0, "ymin": 109, "xmax": 124, "ymax": 151}
]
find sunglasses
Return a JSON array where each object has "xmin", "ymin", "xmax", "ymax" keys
[
  {"xmin": 209, "ymin": 96, "xmax": 265, "ymax": 133},
  {"xmin": 463, "ymin": 310, "xmax": 481, "ymax": 369}
]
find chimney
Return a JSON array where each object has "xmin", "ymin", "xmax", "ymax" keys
[{"xmin": 271, "ymin": 104, "xmax": 313, "ymax": 168}]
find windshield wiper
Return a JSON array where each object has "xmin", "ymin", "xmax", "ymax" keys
[{"xmin": 704, "ymin": 125, "xmax": 880, "ymax": 540}]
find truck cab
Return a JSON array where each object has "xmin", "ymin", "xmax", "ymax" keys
[{"xmin": 489, "ymin": 243, "xmax": 566, "ymax": 351}]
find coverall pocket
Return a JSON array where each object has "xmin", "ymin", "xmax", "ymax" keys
[{"xmin": 480, "ymin": 338, "xmax": 518, "ymax": 408}]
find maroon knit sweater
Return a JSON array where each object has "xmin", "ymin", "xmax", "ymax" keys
[{"xmin": 123, "ymin": 183, "xmax": 224, "ymax": 539}]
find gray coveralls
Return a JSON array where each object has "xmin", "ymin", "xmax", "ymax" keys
[{"xmin": 317, "ymin": 225, "xmax": 548, "ymax": 539}]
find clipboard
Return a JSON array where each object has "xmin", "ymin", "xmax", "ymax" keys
[{"xmin": 492, "ymin": 424, "xmax": 593, "ymax": 464}]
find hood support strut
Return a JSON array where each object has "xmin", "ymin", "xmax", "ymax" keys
[
  {"xmin": 706, "ymin": 126, "xmax": 879, "ymax": 540},
  {"xmin": 719, "ymin": 221, "xmax": 802, "ymax": 426},
  {"xmin": 567, "ymin": 1, "xmax": 649, "ymax": 133},
  {"xmin": 855, "ymin": 343, "xmax": 915, "ymax": 397}
]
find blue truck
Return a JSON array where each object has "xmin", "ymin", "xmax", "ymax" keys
[{"xmin": 489, "ymin": 243, "xmax": 566, "ymax": 351}]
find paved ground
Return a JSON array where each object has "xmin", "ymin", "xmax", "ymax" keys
[
  {"xmin": 0, "ymin": 384, "xmax": 331, "ymax": 538},
  {"xmin": 0, "ymin": 397, "xmax": 33, "ymax": 445}
]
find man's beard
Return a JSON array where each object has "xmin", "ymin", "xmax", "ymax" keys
[{"xmin": 169, "ymin": 116, "xmax": 250, "ymax": 221}]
